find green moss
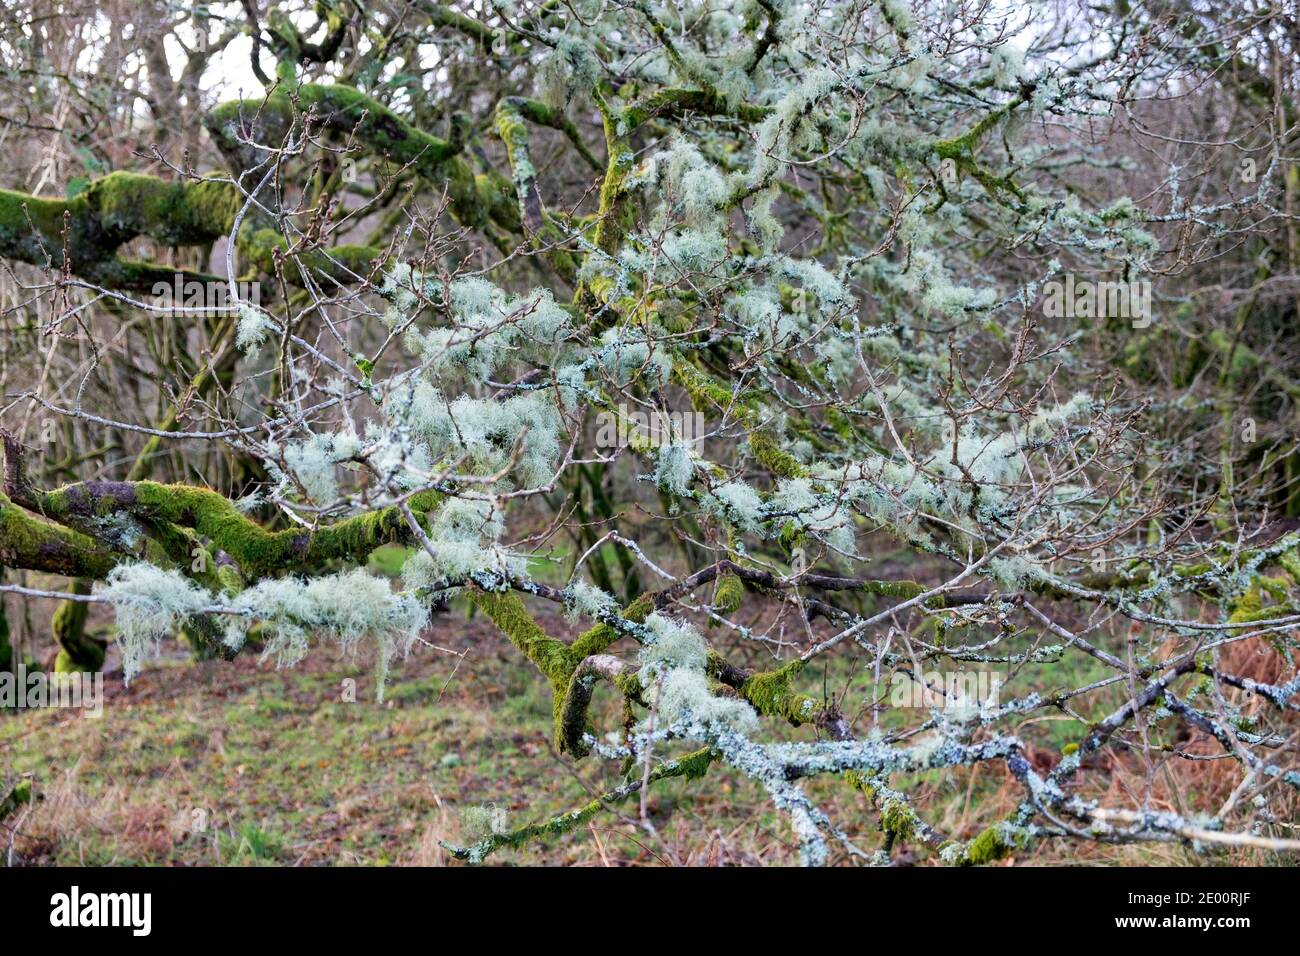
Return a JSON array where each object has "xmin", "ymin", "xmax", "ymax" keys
[
  {"xmin": 558, "ymin": 667, "xmax": 607, "ymax": 756},
  {"xmin": 778, "ymin": 521, "xmax": 804, "ymax": 555},
  {"xmin": 300, "ymin": 85, "xmax": 455, "ymax": 164},
  {"xmin": 22, "ymin": 477, "xmax": 441, "ymax": 581},
  {"xmin": 674, "ymin": 746, "xmax": 716, "ymax": 780},
  {"xmin": 738, "ymin": 658, "xmax": 819, "ymax": 726},
  {"xmin": 0, "ymin": 188, "xmax": 66, "ymax": 242},
  {"xmin": 612, "ymin": 671, "xmax": 643, "ymax": 698},
  {"xmin": 1231, "ymin": 605, "xmax": 1291, "ymax": 624},
  {"xmin": 0, "ymin": 188, "xmax": 83, "ymax": 281},
  {"xmin": 845, "ymin": 770, "xmax": 877, "ymax": 800},
  {"xmin": 236, "ymin": 225, "xmax": 385, "ymax": 284},
  {"xmin": 582, "ymin": 270, "xmax": 637, "ymax": 315},
  {"xmin": 53, "ymin": 649, "xmax": 79, "ymax": 674},
  {"xmin": 0, "ymin": 493, "xmax": 116, "ymax": 579},
  {"xmin": 491, "ymin": 97, "xmax": 584, "ymax": 282},
  {"xmin": 213, "ymin": 561, "xmax": 243, "ymax": 595},
  {"xmin": 713, "ymin": 572, "xmax": 744, "ymax": 614},
  {"xmin": 297, "ymin": 85, "xmax": 514, "ymax": 230},
  {"xmin": 557, "ymin": 591, "xmax": 660, "ymax": 754},
  {"xmin": 748, "ymin": 429, "xmax": 807, "ymax": 479},
  {"xmin": 239, "ymin": 226, "xmax": 285, "ymax": 275},
  {"xmin": 591, "ymin": 110, "xmax": 637, "ymax": 255},
  {"xmin": 825, "ymin": 405, "xmax": 856, "ymax": 440},
  {"xmin": 674, "ymin": 362, "xmax": 738, "ymax": 412},
  {"xmin": 119, "ymin": 482, "xmax": 441, "ymax": 578},
  {"xmin": 470, "ymin": 590, "xmax": 573, "ymax": 685},
  {"xmin": 205, "ymin": 85, "xmax": 516, "ymax": 234},
  {"xmin": 929, "ymin": 100, "xmax": 1027, "ymax": 204},
  {"xmin": 1226, "ymin": 580, "xmax": 1292, "ymax": 643},
  {"xmin": 962, "ymin": 825, "xmax": 1015, "ymax": 865},
  {"xmin": 879, "ymin": 796, "xmax": 917, "ymax": 842},
  {"xmin": 477, "ymin": 588, "xmax": 659, "ymax": 756},
  {"xmin": 863, "ymin": 579, "xmax": 928, "ymax": 600},
  {"xmin": 83, "ymin": 172, "xmax": 237, "ymax": 246},
  {"xmin": 290, "ymin": 242, "xmax": 386, "ymax": 284},
  {"xmin": 569, "ymin": 592, "xmax": 653, "ymax": 659},
  {"xmin": 624, "ymin": 87, "xmax": 771, "ymax": 127},
  {"xmin": 1258, "ymin": 574, "xmax": 1290, "ymax": 602},
  {"xmin": 1278, "ymin": 548, "xmax": 1300, "ymax": 585},
  {"xmin": 1, "ymin": 172, "xmax": 238, "ymax": 287},
  {"xmin": 0, "ymin": 171, "xmax": 250, "ymax": 292},
  {"xmin": 1228, "ymin": 581, "xmax": 1262, "ymax": 622},
  {"xmin": 495, "ymin": 99, "xmax": 533, "ymax": 189}
]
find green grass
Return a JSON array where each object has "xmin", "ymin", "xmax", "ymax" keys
[
  {"xmin": 2, "ymin": 605, "xmax": 856, "ymax": 865},
  {"xmin": 0, "ymin": 598, "xmax": 1238, "ymax": 867}
]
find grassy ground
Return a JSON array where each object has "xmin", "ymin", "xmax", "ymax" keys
[
  {"xmin": 2, "ymin": 601, "xmax": 850, "ymax": 866},
  {"xmin": 1, "ymin": 593, "xmax": 1292, "ymax": 866}
]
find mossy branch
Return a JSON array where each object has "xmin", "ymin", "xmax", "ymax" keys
[
  {"xmin": 204, "ymin": 83, "xmax": 519, "ymax": 233},
  {"xmin": 672, "ymin": 361, "xmax": 808, "ymax": 479},
  {"xmin": 556, "ymin": 653, "xmax": 642, "ymax": 756},
  {"xmin": 3, "ymin": 445, "xmax": 441, "ymax": 579},
  {"xmin": 0, "ymin": 171, "xmax": 385, "ymax": 292},
  {"xmin": 492, "ymin": 97, "xmax": 589, "ymax": 282},
  {"xmin": 0, "ymin": 81, "xmax": 531, "ymax": 290},
  {"xmin": 0, "ymin": 174, "xmax": 235, "ymax": 292},
  {"xmin": 0, "ymin": 492, "xmax": 117, "ymax": 579}
]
